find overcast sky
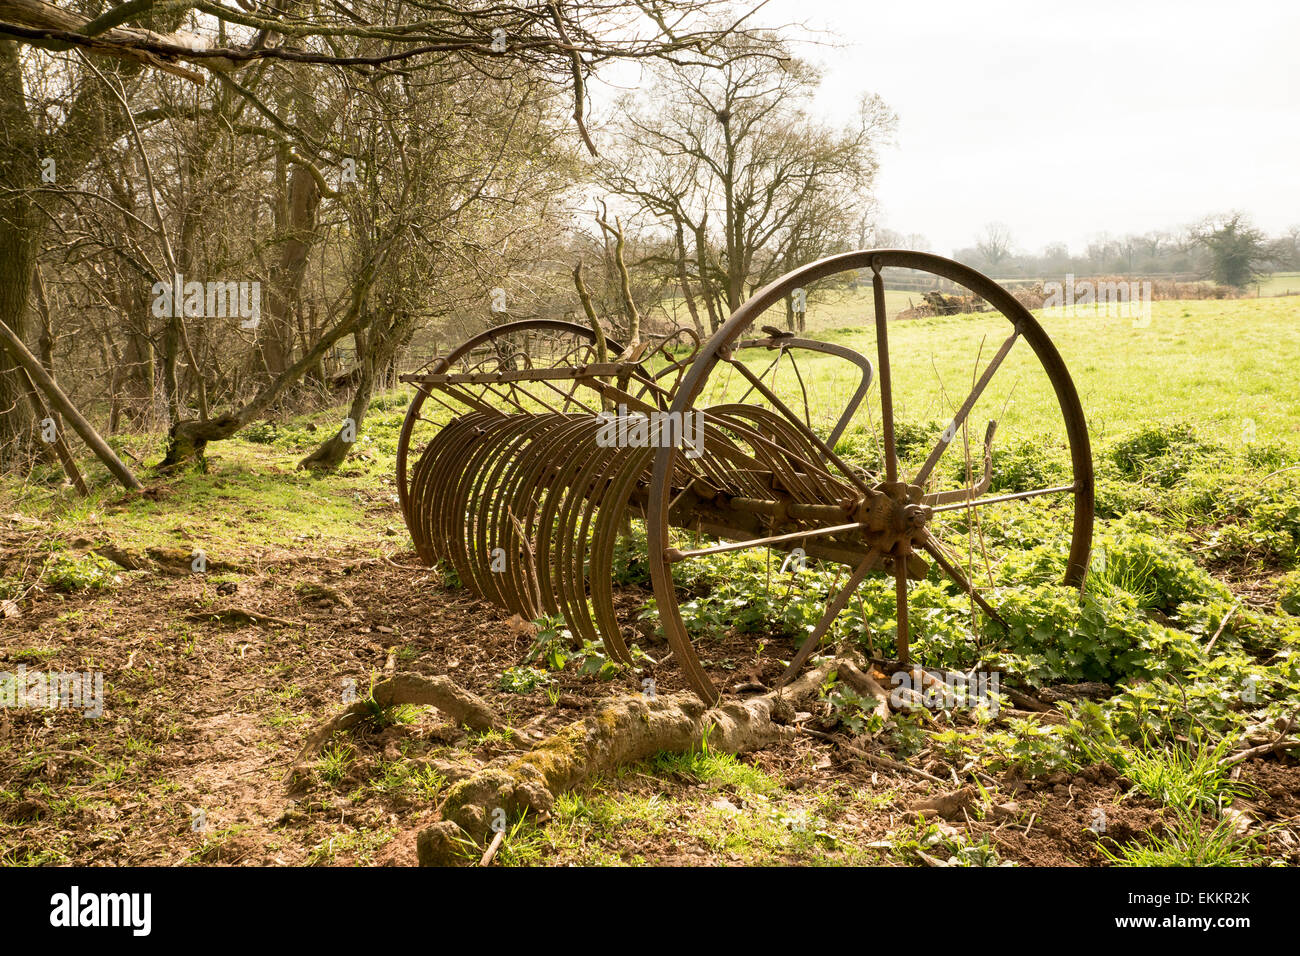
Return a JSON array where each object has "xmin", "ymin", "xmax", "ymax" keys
[{"xmin": 613, "ymin": 0, "xmax": 1299, "ymax": 257}]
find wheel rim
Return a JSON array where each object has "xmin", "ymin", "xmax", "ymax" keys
[{"xmin": 646, "ymin": 249, "xmax": 1095, "ymax": 704}]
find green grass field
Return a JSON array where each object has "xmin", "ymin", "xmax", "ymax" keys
[
  {"xmin": 696, "ymin": 293, "xmax": 1300, "ymax": 458},
  {"xmin": 1253, "ymin": 271, "xmax": 1300, "ymax": 297}
]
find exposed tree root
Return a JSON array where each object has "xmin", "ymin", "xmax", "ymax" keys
[
  {"xmin": 415, "ymin": 660, "xmax": 835, "ymax": 866},
  {"xmin": 371, "ymin": 673, "xmax": 504, "ymax": 733},
  {"xmin": 289, "ymin": 673, "xmax": 505, "ymax": 785},
  {"xmin": 833, "ymin": 660, "xmax": 891, "ymax": 721},
  {"xmin": 290, "ymin": 652, "xmax": 1074, "ymax": 865},
  {"xmin": 92, "ymin": 542, "xmax": 152, "ymax": 571}
]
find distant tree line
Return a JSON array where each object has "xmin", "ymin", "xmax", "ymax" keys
[{"xmin": 919, "ymin": 215, "xmax": 1299, "ymax": 287}]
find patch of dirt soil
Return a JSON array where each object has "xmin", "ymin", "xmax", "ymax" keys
[{"xmin": 978, "ymin": 767, "xmax": 1169, "ymax": 866}]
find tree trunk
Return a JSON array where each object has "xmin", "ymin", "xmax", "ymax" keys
[
  {"xmin": 298, "ymin": 302, "xmax": 411, "ymax": 472},
  {"xmin": 673, "ymin": 218, "xmax": 705, "ymax": 337},
  {"xmin": 297, "ymin": 327, "xmax": 375, "ymax": 472},
  {"xmin": 596, "ymin": 212, "xmax": 641, "ymax": 348},
  {"xmin": 160, "ymin": 244, "xmax": 389, "ymax": 469},
  {"xmin": 0, "ymin": 40, "xmax": 38, "ymax": 461},
  {"xmin": 572, "ymin": 262, "xmax": 613, "ymax": 411},
  {"xmin": 692, "ymin": 218, "xmax": 722, "ymax": 333},
  {"xmin": 262, "ymin": 157, "xmax": 321, "ymax": 379}
]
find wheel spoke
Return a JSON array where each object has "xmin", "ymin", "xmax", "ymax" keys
[
  {"xmin": 667, "ymin": 521, "xmax": 864, "ymax": 562},
  {"xmin": 894, "ymin": 555, "xmax": 911, "ymax": 662},
  {"xmin": 930, "ymin": 483, "xmax": 1076, "ymax": 513},
  {"xmin": 913, "ymin": 329, "xmax": 1019, "ymax": 487},
  {"xmin": 922, "ymin": 421, "xmax": 996, "ymax": 505},
  {"xmin": 779, "ymin": 545, "xmax": 882, "ymax": 685},
  {"xmin": 919, "ymin": 531, "xmax": 1007, "ymax": 627},
  {"xmin": 872, "ymin": 260, "xmax": 899, "ymax": 484}
]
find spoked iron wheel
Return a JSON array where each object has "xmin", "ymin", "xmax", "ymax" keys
[
  {"xmin": 646, "ymin": 250, "xmax": 1095, "ymax": 704},
  {"xmin": 397, "ymin": 319, "xmax": 631, "ymax": 566}
]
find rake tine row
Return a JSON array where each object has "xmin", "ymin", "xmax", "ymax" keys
[
  {"xmin": 408, "ymin": 410, "xmax": 666, "ymax": 664},
  {"xmin": 406, "ymin": 400, "xmax": 860, "ymax": 669}
]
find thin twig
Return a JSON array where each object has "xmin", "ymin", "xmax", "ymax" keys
[
  {"xmin": 803, "ymin": 728, "xmax": 945, "ymax": 783},
  {"xmin": 1205, "ymin": 600, "xmax": 1241, "ymax": 654},
  {"xmin": 1220, "ymin": 716, "xmax": 1297, "ymax": 768},
  {"xmin": 480, "ymin": 828, "xmax": 506, "ymax": 866}
]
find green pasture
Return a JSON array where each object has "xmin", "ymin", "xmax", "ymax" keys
[
  {"xmin": 1253, "ymin": 271, "xmax": 1300, "ymax": 297},
  {"xmin": 687, "ymin": 294, "xmax": 1300, "ymax": 459}
]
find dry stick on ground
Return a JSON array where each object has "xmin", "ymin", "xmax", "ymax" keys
[
  {"xmin": 92, "ymin": 542, "xmax": 151, "ymax": 571},
  {"xmin": 28, "ymin": 748, "xmax": 111, "ymax": 772},
  {"xmin": 1220, "ymin": 715, "xmax": 1298, "ymax": 769},
  {"xmin": 369, "ymin": 675, "xmax": 504, "ymax": 732},
  {"xmin": 1205, "ymin": 600, "xmax": 1242, "ymax": 654},
  {"xmin": 801, "ymin": 727, "xmax": 946, "ymax": 784},
  {"xmin": 479, "ymin": 829, "xmax": 506, "ymax": 867},
  {"xmin": 382, "ymin": 553, "xmax": 425, "ymax": 571},
  {"xmin": 868, "ymin": 655, "xmax": 1052, "ymax": 713},
  {"xmin": 416, "ymin": 660, "xmax": 837, "ymax": 865}
]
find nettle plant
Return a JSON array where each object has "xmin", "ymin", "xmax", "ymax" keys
[
  {"xmin": 1110, "ymin": 421, "xmax": 1218, "ymax": 489},
  {"xmin": 639, "ymin": 548, "xmax": 829, "ymax": 645},
  {"xmin": 525, "ymin": 614, "xmax": 652, "ymax": 681},
  {"xmin": 41, "ymin": 551, "xmax": 121, "ymax": 593},
  {"xmin": 820, "ymin": 676, "xmax": 886, "ymax": 737},
  {"xmin": 1277, "ymin": 571, "xmax": 1300, "ymax": 616},
  {"xmin": 498, "ymin": 666, "xmax": 554, "ymax": 695}
]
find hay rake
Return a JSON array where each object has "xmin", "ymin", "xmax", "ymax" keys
[{"xmin": 397, "ymin": 251, "xmax": 1094, "ymax": 704}]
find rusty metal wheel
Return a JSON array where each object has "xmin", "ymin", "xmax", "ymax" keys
[
  {"xmin": 646, "ymin": 250, "xmax": 1095, "ymax": 704},
  {"xmin": 396, "ymin": 319, "xmax": 629, "ymax": 565}
]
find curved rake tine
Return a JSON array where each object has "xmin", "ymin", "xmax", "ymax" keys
[
  {"xmin": 725, "ymin": 357, "xmax": 873, "ymax": 497},
  {"xmin": 736, "ymin": 336, "xmax": 875, "ymax": 448}
]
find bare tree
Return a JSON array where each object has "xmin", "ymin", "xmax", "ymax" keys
[
  {"xmin": 975, "ymin": 222, "xmax": 1014, "ymax": 270},
  {"xmin": 602, "ymin": 38, "xmax": 895, "ymax": 323}
]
